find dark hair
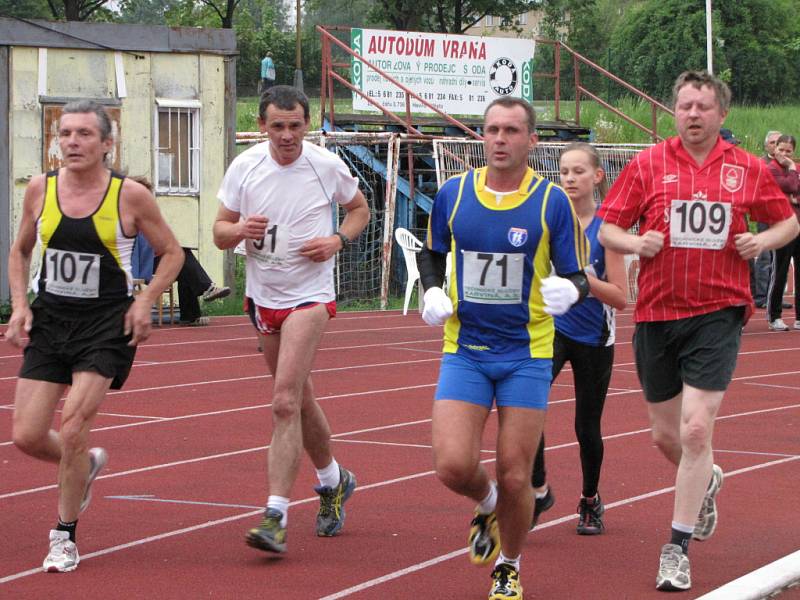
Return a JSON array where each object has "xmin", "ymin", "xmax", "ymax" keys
[
  {"xmin": 484, "ymin": 97, "xmax": 536, "ymax": 133},
  {"xmin": 561, "ymin": 142, "xmax": 608, "ymax": 201},
  {"xmin": 61, "ymin": 99, "xmax": 113, "ymax": 141},
  {"xmin": 776, "ymin": 134, "xmax": 796, "ymax": 151},
  {"xmin": 129, "ymin": 175, "xmax": 153, "ymax": 192},
  {"xmin": 258, "ymin": 85, "xmax": 310, "ymax": 122},
  {"xmin": 671, "ymin": 70, "xmax": 731, "ymax": 113}
]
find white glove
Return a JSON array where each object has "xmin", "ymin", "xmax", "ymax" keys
[
  {"xmin": 541, "ymin": 276, "xmax": 579, "ymax": 316},
  {"xmin": 422, "ymin": 286, "xmax": 453, "ymax": 326}
]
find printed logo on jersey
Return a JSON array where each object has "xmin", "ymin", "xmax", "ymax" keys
[
  {"xmin": 721, "ymin": 164, "xmax": 744, "ymax": 193},
  {"xmin": 662, "ymin": 174, "xmax": 678, "ymax": 184},
  {"xmin": 507, "ymin": 227, "xmax": 528, "ymax": 247}
]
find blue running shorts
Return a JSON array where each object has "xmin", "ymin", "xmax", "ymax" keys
[{"xmin": 434, "ymin": 353, "xmax": 551, "ymax": 410}]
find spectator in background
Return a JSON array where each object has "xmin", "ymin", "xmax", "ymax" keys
[
  {"xmin": 765, "ymin": 134, "xmax": 800, "ymax": 331},
  {"xmin": 752, "ymin": 131, "xmax": 784, "ymax": 307},
  {"xmin": 130, "ymin": 176, "xmax": 231, "ymax": 327},
  {"xmin": 260, "ymin": 54, "xmax": 276, "ymax": 94}
]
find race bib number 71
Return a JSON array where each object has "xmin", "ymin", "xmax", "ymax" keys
[
  {"xmin": 462, "ymin": 251, "xmax": 524, "ymax": 304},
  {"xmin": 669, "ymin": 199, "xmax": 731, "ymax": 250}
]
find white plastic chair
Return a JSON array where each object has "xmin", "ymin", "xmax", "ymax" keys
[{"xmin": 394, "ymin": 227, "xmax": 423, "ymax": 315}]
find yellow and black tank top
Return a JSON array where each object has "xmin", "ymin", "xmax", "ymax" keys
[{"xmin": 34, "ymin": 170, "xmax": 135, "ymax": 313}]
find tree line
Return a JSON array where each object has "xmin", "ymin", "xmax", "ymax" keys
[{"xmin": 1, "ymin": 0, "xmax": 798, "ymax": 104}]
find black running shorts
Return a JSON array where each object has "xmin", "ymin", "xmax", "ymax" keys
[
  {"xmin": 19, "ymin": 299, "xmax": 137, "ymax": 389},
  {"xmin": 633, "ymin": 306, "xmax": 745, "ymax": 403}
]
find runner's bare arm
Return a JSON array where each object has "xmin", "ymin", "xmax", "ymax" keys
[
  {"xmin": 299, "ymin": 189, "xmax": 370, "ymax": 262},
  {"xmin": 599, "ymin": 222, "xmax": 664, "ymax": 258},
  {"xmin": 213, "ymin": 204, "xmax": 268, "ymax": 249},
  {"xmin": 586, "ymin": 248, "xmax": 627, "ymax": 310},
  {"xmin": 6, "ymin": 175, "xmax": 46, "ymax": 347},
  {"xmin": 121, "ymin": 179, "xmax": 184, "ymax": 344},
  {"xmin": 734, "ymin": 216, "xmax": 799, "ymax": 260}
]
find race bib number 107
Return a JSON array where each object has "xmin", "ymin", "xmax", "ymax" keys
[
  {"xmin": 669, "ymin": 199, "xmax": 731, "ymax": 250},
  {"xmin": 44, "ymin": 248, "xmax": 100, "ymax": 298}
]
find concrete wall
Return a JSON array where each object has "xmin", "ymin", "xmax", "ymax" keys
[{"xmin": 6, "ymin": 45, "xmax": 228, "ymax": 288}]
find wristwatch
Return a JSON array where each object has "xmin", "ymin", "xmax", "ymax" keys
[{"xmin": 334, "ymin": 231, "xmax": 350, "ymax": 249}]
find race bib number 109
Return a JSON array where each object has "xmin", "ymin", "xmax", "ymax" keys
[{"xmin": 669, "ymin": 199, "xmax": 731, "ymax": 250}]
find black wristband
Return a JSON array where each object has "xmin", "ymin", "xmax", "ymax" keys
[{"xmin": 335, "ymin": 231, "xmax": 350, "ymax": 249}]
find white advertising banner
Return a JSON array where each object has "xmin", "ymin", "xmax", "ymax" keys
[{"xmin": 350, "ymin": 28, "xmax": 535, "ymax": 115}]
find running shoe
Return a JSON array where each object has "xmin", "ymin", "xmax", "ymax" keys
[
  {"xmin": 245, "ymin": 508, "xmax": 287, "ymax": 553},
  {"xmin": 202, "ymin": 285, "xmax": 231, "ymax": 302},
  {"xmin": 794, "ymin": 320, "xmax": 800, "ymax": 330},
  {"xmin": 80, "ymin": 447, "xmax": 108, "ymax": 513},
  {"xmin": 693, "ymin": 464, "xmax": 723, "ymax": 541},
  {"xmin": 769, "ymin": 318, "xmax": 790, "ymax": 331},
  {"xmin": 42, "ymin": 530, "xmax": 80, "ymax": 573},
  {"xmin": 529, "ymin": 486, "xmax": 555, "ymax": 530},
  {"xmin": 315, "ymin": 467, "xmax": 357, "ymax": 536},
  {"xmin": 655, "ymin": 543, "xmax": 691, "ymax": 591},
  {"xmin": 468, "ymin": 511, "xmax": 500, "ymax": 565},
  {"xmin": 488, "ymin": 563, "xmax": 523, "ymax": 599},
  {"xmin": 576, "ymin": 493, "xmax": 605, "ymax": 535}
]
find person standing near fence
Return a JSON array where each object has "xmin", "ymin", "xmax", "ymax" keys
[
  {"xmin": 529, "ymin": 143, "xmax": 627, "ymax": 535},
  {"xmin": 213, "ymin": 85, "xmax": 370, "ymax": 555},
  {"xmin": 597, "ymin": 70, "xmax": 798, "ymax": 592},
  {"xmin": 7, "ymin": 100, "xmax": 183, "ymax": 573},
  {"xmin": 765, "ymin": 134, "xmax": 800, "ymax": 331},
  {"xmin": 751, "ymin": 130, "xmax": 784, "ymax": 307},
  {"xmin": 260, "ymin": 53, "xmax": 276, "ymax": 93},
  {"xmin": 418, "ymin": 96, "xmax": 590, "ymax": 600}
]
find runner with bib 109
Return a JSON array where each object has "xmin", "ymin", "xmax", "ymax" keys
[{"xmin": 597, "ymin": 70, "xmax": 798, "ymax": 592}]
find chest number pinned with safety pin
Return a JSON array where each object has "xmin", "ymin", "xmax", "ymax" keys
[
  {"xmin": 669, "ymin": 199, "xmax": 731, "ymax": 250},
  {"xmin": 247, "ymin": 223, "xmax": 290, "ymax": 266},
  {"xmin": 462, "ymin": 250, "xmax": 524, "ymax": 304}
]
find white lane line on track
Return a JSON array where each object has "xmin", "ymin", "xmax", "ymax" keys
[
  {"xmin": 317, "ymin": 455, "xmax": 800, "ymax": 600},
  {"xmin": 0, "ymin": 382, "xmax": 439, "ymax": 449},
  {"xmin": 0, "ymin": 340, "xmax": 443, "ymax": 379},
  {"xmin": 107, "ymin": 495, "xmax": 264, "ymax": 510},
  {"xmin": 4, "ymin": 453, "xmax": 795, "ymax": 588},
  {"xmin": 0, "ymin": 413, "xmax": 437, "ymax": 500},
  {"xmin": 744, "ymin": 382, "xmax": 800, "ymax": 391}
]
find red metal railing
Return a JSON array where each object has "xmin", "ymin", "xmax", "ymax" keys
[
  {"xmin": 318, "ymin": 25, "xmax": 482, "ymax": 140},
  {"xmin": 319, "ymin": 27, "xmax": 673, "ymax": 143}
]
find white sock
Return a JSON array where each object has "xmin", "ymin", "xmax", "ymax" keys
[
  {"xmin": 316, "ymin": 459, "xmax": 341, "ymax": 489},
  {"xmin": 267, "ymin": 496, "xmax": 290, "ymax": 527},
  {"xmin": 671, "ymin": 521, "xmax": 694, "ymax": 534},
  {"xmin": 477, "ymin": 481, "xmax": 498, "ymax": 514},
  {"xmin": 495, "ymin": 552, "xmax": 520, "ymax": 571}
]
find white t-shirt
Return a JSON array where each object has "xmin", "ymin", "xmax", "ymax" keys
[{"xmin": 218, "ymin": 140, "xmax": 359, "ymax": 308}]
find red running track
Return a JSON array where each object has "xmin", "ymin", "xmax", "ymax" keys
[{"xmin": 1, "ymin": 309, "xmax": 799, "ymax": 599}]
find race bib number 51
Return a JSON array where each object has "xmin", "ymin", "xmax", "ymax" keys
[
  {"xmin": 670, "ymin": 199, "xmax": 731, "ymax": 250},
  {"xmin": 246, "ymin": 223, "xmax": 290, "ymax": 267},
  {"xmin": 462, "ymin": 251, "xmax": 524, "ymax": 304}
]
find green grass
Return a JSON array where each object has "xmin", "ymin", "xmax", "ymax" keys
[
  {"xmin": 542, "ymin": 98, "xmax": 799, "ymax": 156},
  {"xmin": 238, "ymin": 95, "xmax": 796, "ymax": 157},
  {"xmin": 237, "ymin": 97, "xmax": 354, "ymax": 132}
]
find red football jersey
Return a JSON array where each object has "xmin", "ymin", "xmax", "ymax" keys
[{"xmin": 599, "ymin": 137, "xmax": 794, "ymax": 322}]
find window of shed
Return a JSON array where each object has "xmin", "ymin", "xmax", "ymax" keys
[{"xmin": 155, "ymin": 101, "xmax": 200, "ymax": 193}]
